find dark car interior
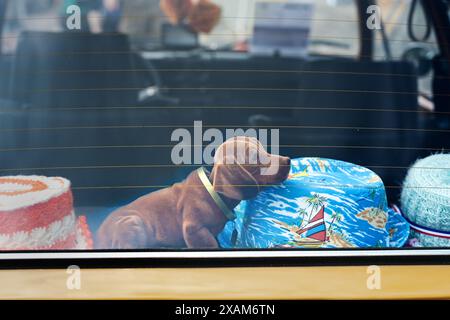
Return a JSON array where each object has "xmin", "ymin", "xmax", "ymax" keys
[{"xmin": 0, "ymin": 0, "xmax": 449, "ymax": 234}]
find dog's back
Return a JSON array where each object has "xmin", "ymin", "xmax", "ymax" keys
[{"xmin": 96, "ymin": 181, "xmax": 185, "ymax": 249}]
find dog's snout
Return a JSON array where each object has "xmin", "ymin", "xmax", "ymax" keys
[
  {"xmin": 278, "ymin": 156, "xmax": 291, "ymax": 179},
  {"xmin": 280, "ymin": 156, "xmax": 291, "ymax": 167},
  {"xmin": 260, "ymin": 155, "xmax": 291, "ymax": 185}
]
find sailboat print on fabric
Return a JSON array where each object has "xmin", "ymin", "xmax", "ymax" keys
[
  {"xmin": 275, "ymin": 194, "xmax": 327, "ymax": 247},
  {"xmin": 294, "ymin": 194, "xmax": 327, "ymax": 245},
  {"xmin": 296, "ymin": 205, "xmax": 326, "ymax": 241}
]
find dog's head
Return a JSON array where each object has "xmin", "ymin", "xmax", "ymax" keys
[{"xmin": 211, "ymin": 136, "xmax": 291, "ymax": 200}]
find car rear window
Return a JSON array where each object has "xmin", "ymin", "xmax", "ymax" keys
[{"xmin": 0, "ymin": 0, "xmax": 449, "ymax": 256}]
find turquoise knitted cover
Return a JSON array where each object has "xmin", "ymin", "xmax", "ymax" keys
[{"xmin": 401, "ymin": 154, "xmax": 450, "ymax": 247}]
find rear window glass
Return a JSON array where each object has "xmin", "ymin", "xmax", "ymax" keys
[{"xmin": 0, "ymin": 0, "xmax": 449, "ymax": 253}]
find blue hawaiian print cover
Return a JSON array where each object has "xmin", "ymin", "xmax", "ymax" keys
[{"xmin": 218, "ymin": 158, "xmax": 410, "ymax": 248}]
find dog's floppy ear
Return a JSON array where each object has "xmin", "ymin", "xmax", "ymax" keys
[{"xmin": 211, "ymin": 163, "xmax": 260, "ymax": 200}]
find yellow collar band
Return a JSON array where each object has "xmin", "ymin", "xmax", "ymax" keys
[{"xmin": 197, "ymin": 167, "xmax": 236, "ymax": 221}]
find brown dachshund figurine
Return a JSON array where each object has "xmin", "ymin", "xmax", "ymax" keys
[{"xmin": 95, "ymin": 136, "xmax": 291, "ymax": 249}]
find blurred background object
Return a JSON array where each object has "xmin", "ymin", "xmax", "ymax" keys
[
  {"xmin": 187, "ymin": 0, "xmax": 221, "ymax": 34},
  {"xmin": 160, "ymin": 0, "xmax": 222, "ymax": 34},
  {"xmin": 160, "ymin": 0, "xmax": 192, "ymax": 24},
  {"xmin": 101, "ymin": 0, "xmax": 123, "ymax": 32}
]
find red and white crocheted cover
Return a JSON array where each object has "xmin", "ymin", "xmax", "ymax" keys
[
  {"xmin": 75, "ymin": 215, "xmax": 94, "ymax": 250},
  {"xmin": 0, "ymin": 176, "xmax": 83, "ymax": 250}
]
